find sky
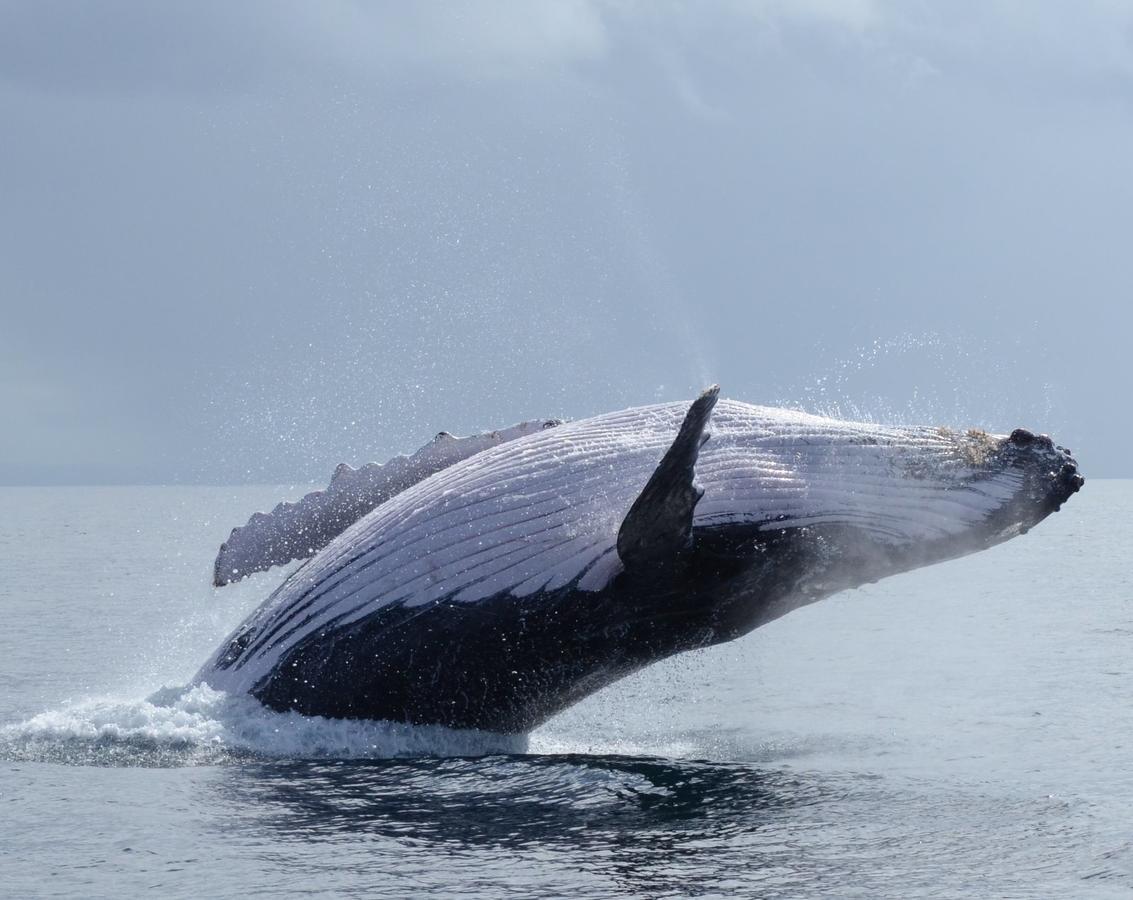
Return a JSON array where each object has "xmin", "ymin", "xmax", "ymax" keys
[{"xmin": 1, "ymin": 1, "xmax": 1131, "ymax": 484}]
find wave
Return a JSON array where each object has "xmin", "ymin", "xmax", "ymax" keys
[
  {"xmin": 1, "ymin": 685, "xmax": 863, "ymax": 768},
  {"xmin": 0, "ymin": 684, "xmax": 528, "ymax": 766}
]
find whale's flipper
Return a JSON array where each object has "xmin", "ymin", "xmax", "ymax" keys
[
  {"xmin": 213, "ymin": 418, "xmax": 561, "ymax": 586},
  {"xmin": 617, "ymin": 385, "xmax": 720, "ymax": 573}
]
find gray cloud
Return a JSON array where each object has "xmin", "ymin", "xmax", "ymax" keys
[{"xmin": 1, "ymin": 1, "xmax": 1129, "ymax": 483}]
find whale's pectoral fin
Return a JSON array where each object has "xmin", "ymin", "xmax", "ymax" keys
[
  {"xmin": 212, "ymin": 417, "xmax": 562, "ymax": 586},
  {"xmin": 617, "ymin": 385, "xmax": 720, "ymax": 573}
]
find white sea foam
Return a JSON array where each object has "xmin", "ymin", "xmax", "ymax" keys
[
  {"xmin": 0, "ymin": 685, "xmax": 853, "ymax": 768},
  {"xmin": 0, "ymin": 684, "xmax": 527, "ymax": 766}
]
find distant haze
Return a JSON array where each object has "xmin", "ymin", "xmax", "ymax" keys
[{"xmin": 2, "ymin": 2, "xmax": 1129, "ymax": 484}]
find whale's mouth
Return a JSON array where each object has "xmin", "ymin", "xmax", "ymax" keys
[{"xmin": 722, "ymin": 426, "xmax": 1084, "ymax": 634}]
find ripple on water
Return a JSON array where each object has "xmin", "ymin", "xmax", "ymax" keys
[{"xmin": 1, "ymin": 688, "xmax": 1126, "ymax": 898}]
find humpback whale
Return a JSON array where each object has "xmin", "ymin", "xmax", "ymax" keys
[{"xmin": 196, "ymin": 388, "xmax": 1083, "ymax": 733}]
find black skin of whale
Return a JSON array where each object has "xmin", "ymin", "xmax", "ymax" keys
[{"xmin": 218, "ymin": 392, "xmax": 1083, "ymax": 733}]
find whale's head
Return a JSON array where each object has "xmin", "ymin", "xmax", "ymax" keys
[{"xmin": 698, "ymin": 404, "xmax": 1083, "ymax": 630}]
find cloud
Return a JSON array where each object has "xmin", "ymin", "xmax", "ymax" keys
[
  {"xmin": 729, "ymin": 0, "xmax": 881, "ymax": 32},
  {"xmin": 0, "ymin": 0, "xmax": 613, "ymax": 95},
  {"xmin": 304, "ymin": 1, "xmax": 611, "ymax": 74},
  {"xmin": 2, "ymin": 1, "xmax": 1130, "ymax": 481},
  {"xmin": 3, "ymin": 1, "xmax": 1130, "ymax": 102},
  {"xmin": 0, "ymin": 2, "xmax": 276, "ymax": 95}
]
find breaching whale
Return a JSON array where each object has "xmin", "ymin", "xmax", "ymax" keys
[{"xmin": 195, "ymin": 388, "xmax": 1083, "ymax": 733}]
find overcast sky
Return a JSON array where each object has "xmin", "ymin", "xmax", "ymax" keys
[{"xmin": 2, "ymin": 1, "xmax": 1130, "ymax": 484}]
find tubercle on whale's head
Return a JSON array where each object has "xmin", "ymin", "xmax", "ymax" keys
[
  {"xmin": 834, "ymin": 421, "xmax": 1084, "ymax": 555},
  {"xmin": 973, "ymin": 427, "xmax": 1084, "ymax": 538},
  {"xmin": 702, "ymin": 410, "xmax": 1083, "ymax": 625},
  {"xmin": 701, "ymin": 410, "xmax": 1084, "ymax": 627},
  {"xmin": 710, "ymin": 409, "xmax": 1084, "ymax": 540}
]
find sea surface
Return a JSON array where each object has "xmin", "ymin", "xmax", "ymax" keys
[{"xmin": 0, "ymin": 483, "xmax": 1129, "ymax": 898}]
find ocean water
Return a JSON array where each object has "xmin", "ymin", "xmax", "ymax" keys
[{"xmin": 1, "ymin": 483, "xmax": 1129, "ymax": 898}]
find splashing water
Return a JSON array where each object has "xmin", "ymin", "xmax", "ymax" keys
[
  {"xmin": 0, "ymin": 685, "xmax": 527, "ymax": 767},
  {"xmin": 785, "ymin": 330, "xmax": 1062, "ymax": 434}
]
